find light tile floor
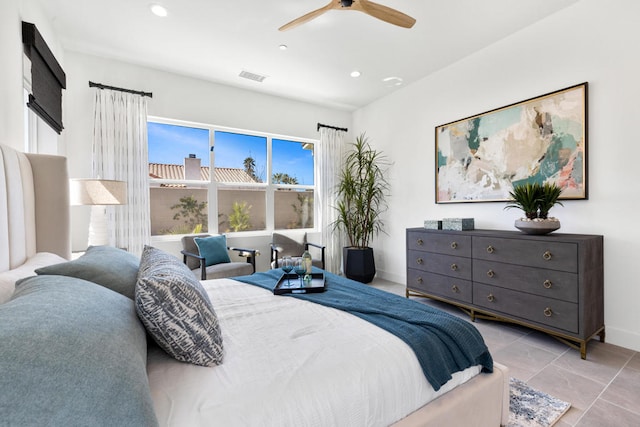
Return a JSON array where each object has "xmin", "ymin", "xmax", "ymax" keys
[{"xmin": 370, "ymin": 278, "xmax": 640, "ymax": 427}]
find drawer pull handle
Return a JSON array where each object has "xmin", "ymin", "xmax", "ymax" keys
[
  {"xmin": 486, "ymin": 245, "xmax": 495, "ymax": 254},
  {"xmin": 450, "ymin": 263, "xmax": 458, "ymax": 271},
  {"xmin": 416, "ymin": 238, "xmax": 424, "ymax": 246},
  {"xmin": 544, "ymin": 307, "xmax": 553, "ymax": 317},
  {"xmin": 451, "ymin": 242, "xmax": 458, "ymax": 249},
  {"xmin": 416, "ymin": 276, "xmax": 423, "ymax": 284},
  {"xmin": 487, "ymin": 293, "xmax": 495, "ymax": 302},
  {"xmin": 543, "ymin": 251, "xmax": 552, "ymax": 261},
  {"xmin": 487, "ymin": 270, "xmax": 495, "ymax": 278},
  {"xmin": 451, "ymin": 284, "xmax": 459, "ymax": 293},
  {"xmin": 543, "ymin": 280, "xmax": 552, "ymax": 289},
  {"xmin": 416, "ymin": 257, "xmax": 423, "ymax": 265}
]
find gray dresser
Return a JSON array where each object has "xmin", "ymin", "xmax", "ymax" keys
[{"xmin": 406, "ymin": 228, "xmax": 604, "ymax": 359}]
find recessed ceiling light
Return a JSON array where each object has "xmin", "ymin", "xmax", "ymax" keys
[
  {"xmin": 279, "ymin": 44, "xmax": 288, "ymax": 51},
  {"xmin": 150, "ymin": 4, "xmax": 168, "ymax": 17},
  {"xmin": 350, "ymin": 71, "xmax": 361, "ymax": 78}
]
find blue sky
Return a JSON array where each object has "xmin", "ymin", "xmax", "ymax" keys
[{"xmin": 148, "ymin": 122, "xmax": 314, "ymax": 184}]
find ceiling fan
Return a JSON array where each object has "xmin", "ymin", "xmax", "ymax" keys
[{"xmin": 279, "ymin": 0, "xmax": 416, "ymax": 31}]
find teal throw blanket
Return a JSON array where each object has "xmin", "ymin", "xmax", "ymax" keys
[{"xmin": 234, "ymin": 268, "xmax": 493, "ymax": 391}]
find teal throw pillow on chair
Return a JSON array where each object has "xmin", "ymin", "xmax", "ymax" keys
[{"xmin": 195, "ymin": 235, "xmax": 231, "ymax": 267}]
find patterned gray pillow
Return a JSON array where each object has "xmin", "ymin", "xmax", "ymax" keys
[{"xmin": 135, "ymin": 245, "xmax": 224, "ymax": 366}]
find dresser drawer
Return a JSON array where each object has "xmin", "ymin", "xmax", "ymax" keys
[
  {"xmin": 473, "ymin": 283, "xmax": 578, "ymax": 333},
  {"xmin": 472, "ymin": 236, "xmax": 578, "ymax": 272},
  {"xmin": 407, "ymin": 249, "xmax": 472, "ymax": 280},
  {"xmin": 472, "ymin": 260, "xmax": 578, "ymax": 302},
  {"xmin": 407, "ymin": 230, "xmax": 471, "ymax": 257},
  {"xmin": 407, "ymin": 269, "xmax": 472, "ymax": 304}
]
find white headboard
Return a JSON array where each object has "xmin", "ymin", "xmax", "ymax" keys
[{"xmin": 0, "ymin": 144, "xmax": 70, "ymax": 272}]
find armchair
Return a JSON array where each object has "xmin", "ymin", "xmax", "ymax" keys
[
  {"xmin": 270, "ymin": 232, "xmax": 325, "ymax": 270},
  {"xmin": 181, "ymin": 234, "xmax": 257, "ymax": 280}
]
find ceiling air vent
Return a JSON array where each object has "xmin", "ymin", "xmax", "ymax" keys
[{"xmin": 239, "ymin": 70, "xmax": 267, "ymax": 83}]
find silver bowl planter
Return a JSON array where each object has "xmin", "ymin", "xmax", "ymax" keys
[{"xmin": 514, "ymin": 218, "xmax": 561, "ymax": 235}]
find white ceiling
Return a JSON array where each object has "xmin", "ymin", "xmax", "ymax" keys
[{"xmin": 40, "ymin": 0, "xmax": 580, "ymax": 111}]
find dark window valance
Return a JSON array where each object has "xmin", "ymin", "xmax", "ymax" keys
[{"xmin": 22, "ymin": 22, "xmax": 66, "ymax": 134}]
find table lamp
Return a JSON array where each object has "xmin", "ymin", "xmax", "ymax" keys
[{"xmin": 70, "ymin": 179, "xmax": 127, "ymax": 246}]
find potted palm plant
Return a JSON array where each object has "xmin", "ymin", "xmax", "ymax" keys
[
  {"xmin": 333, "ymin": 134, "xmax": 390, "ymax": 283},
  {"xmin": 505, "ymin": 182, "xmax": 564, "ymax": 234}
]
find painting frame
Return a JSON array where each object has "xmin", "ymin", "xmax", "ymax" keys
[{"xmin": 435, "ymin": 82, "xmax": 588, "ymax": 204}]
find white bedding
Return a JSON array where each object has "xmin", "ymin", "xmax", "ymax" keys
[
  {"xmin": 147, "ymin": 278, "xmax": 481, "ymax": 427},
  {"xmin": 0, "ymin": 252, "xmax": 67, "ymax": 303}
]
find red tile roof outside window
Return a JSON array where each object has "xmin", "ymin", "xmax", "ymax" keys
[{"xmin": 149, "ymin": 163, "xmax": 256, "ymax": 184}]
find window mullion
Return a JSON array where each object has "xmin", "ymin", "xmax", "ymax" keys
[
  {"xmin": 209, "ymin": 127, "xmax": 218, "ymax": 234},
  {"xmin": 265, "ymin": 136, "xmax": 274, "ymax": 231}
]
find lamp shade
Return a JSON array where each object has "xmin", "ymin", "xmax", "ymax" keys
[{"xmin": 70, "ymin": 179, "xmax": 127, "ymax": 206}]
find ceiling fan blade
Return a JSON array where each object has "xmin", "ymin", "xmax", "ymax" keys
[
  {"xmin": 279, "ymin": 3, "xmax": 336, "ymax": 31},
  {"xmin": 356, "ymin": 0, "xmax": 416, "ymax": 28}
]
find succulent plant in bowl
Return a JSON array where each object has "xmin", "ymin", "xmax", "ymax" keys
[
  {"xmin": 538, "ymin": 182, "xmax": 564, "ymax": 219},
  {"xmin": 505, "ymin": 182, "xmax": 564, "ymax": 234},
  {"xmin": 505, "ymin": 183, "xmax": 541, "ymax": 220}
]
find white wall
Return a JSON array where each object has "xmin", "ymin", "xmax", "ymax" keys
[
  {"xmin": 353, "ymin": 0, "xmax": 640, "ymax": 351},
  {"xmin": 0, "ymin": 0, "xmax": 63, "ymax": 151},
  {"xmin": 0, "ymin": 0, "xmax": 23, "ymax": 150},
  {"xmin": 62, "ymin": 51, "xmax": 352, "ymax": 269}
]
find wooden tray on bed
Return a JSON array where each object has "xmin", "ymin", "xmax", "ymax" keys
[{"xmin": 273, "ymin": 272, "xmax": 326, "ymax": 295}]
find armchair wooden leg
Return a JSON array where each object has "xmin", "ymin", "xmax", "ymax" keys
[{"xmin": 248, "ymin": 256, "xmax": 256, "ymax": 273}]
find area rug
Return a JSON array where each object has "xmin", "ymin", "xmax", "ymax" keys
[{"xmin": 509, "ymin": 377, "xmax": 571, "ymax": 427}]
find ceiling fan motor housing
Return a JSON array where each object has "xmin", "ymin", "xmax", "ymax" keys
[{"xmin": 340, "ymin": 0, "xmax": 354, "ymax": 7}]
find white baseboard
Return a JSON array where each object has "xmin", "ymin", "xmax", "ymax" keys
[
  {"xmin": 374, "ymin": 269, "xmax": 404, "ymax": 285},
  {"xmin": 604, "ymin": 326, "xmax": 640, "ymax": 353}
]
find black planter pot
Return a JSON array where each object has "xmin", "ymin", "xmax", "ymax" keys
[{"xmin": 343, "ymin": 247, "xmax": 376, "ymax": 283}]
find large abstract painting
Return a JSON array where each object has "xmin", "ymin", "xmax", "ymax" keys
[{"xmin": 435, "ymin": 83, "xmax": 588, "ymax": 203}]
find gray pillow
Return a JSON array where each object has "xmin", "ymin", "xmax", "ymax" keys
[
  {"xmin": 0, "ymin": 275, "xmax": 158, "ymax": 427},
  {"xmin": 135, "ymin": 245, "xmax": 224, "ymax": 366},
  {"xmin": 35, "ymin": 245, "xmax": 140, "ymax": 299}
]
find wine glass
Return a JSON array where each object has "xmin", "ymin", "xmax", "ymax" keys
[
  {"xmin": 294, "ymin": 258, "xmax": 306, "ymax": 287},
  {"xmin": 281, "ymin": 256, "xmax": 293, "ymax": 287}
]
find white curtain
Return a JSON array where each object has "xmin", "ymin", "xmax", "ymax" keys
[
  {"xmin": 316, "ymin": 127, "xmax": 346, "ymax": 274},
  {"xmin": 92, "ymin": 89, "xmax": 150, "ymax": 256}
]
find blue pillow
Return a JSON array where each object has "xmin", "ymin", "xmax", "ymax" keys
[
  {"xmin": 1, "ymin": 275, "xmax": 158, "ymax": 427},
  {"xmin": 195, "ymin": 235, "xmax": 231, "ymax": 266},
  {"xmin": 35, "ymin": 245, "xmax": 140, "ymax": 299}
]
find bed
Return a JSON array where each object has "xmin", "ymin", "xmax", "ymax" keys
[
  {"xmin": 148, "ymin": 271, "xmax": 509, "ymax": 427},
  {"xmin": 0, "ymin": 143, "xmax": 508, "ymax": 426}
]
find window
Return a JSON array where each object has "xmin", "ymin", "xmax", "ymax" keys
[
  {"xmin": 147, "ymin": 118, "xmax": 316, "ymax": 237},
  {"xmin": 148, "ymin": 122, "xmax": 210, "ymax": 236},
  {"xmin": 272, "ymin": 139, "xmax": 315, "ymax": 229},
  {"xmin": 214, "ymin": 131, "xmax": 267, "ymax": 232}
]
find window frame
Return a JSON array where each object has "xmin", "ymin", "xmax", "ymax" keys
[{"xmin": 148, "ymin": 116, "xmax": 318, "ymax": 240}]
